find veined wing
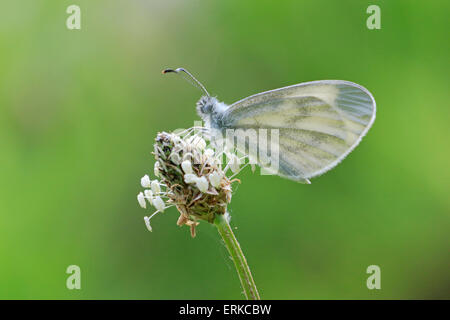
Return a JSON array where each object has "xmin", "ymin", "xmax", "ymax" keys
[{"xmin": 221, "ymin": 80, "xmax": 376, "ymax": 183}]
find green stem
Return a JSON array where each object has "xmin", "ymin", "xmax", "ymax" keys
[{"xmin": 214, "ymin": 213, "xmax": 260, "ymax": 300}]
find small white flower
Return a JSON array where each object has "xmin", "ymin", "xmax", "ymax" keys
[
  {"xmin": 141, "ymin": 175, "xmax": 151, "ymax": 188},
  {"xmin": 144, "ymin": 216, "xmax": 152, "ymax": 232},
  {"xmin": 137, "ymin": 192, "xmax": 146, "ymax": 208},
  {"xmin": 153, "ymin": 196, "xmax": 165, "ymax": 212},
  {"xmin": 144, "ymin": 189, "xmax": 153, "ymax": 204},
  {"xmin": 229, "ymin": 154, "xmax": 241, "ymax": 173},
  {"xmin": 208, "ymin": 171, "xmax": 222, "ymax": 188},
  {"xmin": 195, "ymin": 137, "xmax": 206, "ymax": 150},
  {"xmin": 204, "ymin": 148, "xmax": 215, "ymax": 157},
  {"xmin": 151, "ymin": 180, "xmax": 161, "ymax": 194},
  {"xmin": 181, "ymin": 160, "xmax": 193, "ymax": 174},
  {"xmin": 196, "ymin": 176, "xmax": 209, "ymax": 193},
  {"xmin": 170, "ymin": 152, "xmax": 181, "ymax": 164},
  {"xmin": 172, "ymin": 134, "xmax": 182, "ymax": 145},
  {"xmin": 184, "ymin": 173, "xmax": 198, "ymax": 184},
  {"xmin": 183, "ymin": 152, "xmax": 194, "ymax": 162},
  {"xmin": 154, "ymin": 162, "xmax": 160, "ymax": 177},
  {"xmin": 188, "ymin": 136, "xmax": 206, "ymax": 150}
]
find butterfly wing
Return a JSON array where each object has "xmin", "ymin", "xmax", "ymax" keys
[{"xmin": 221, "ymin": 80, "xmax": 376, "ymax": 183}]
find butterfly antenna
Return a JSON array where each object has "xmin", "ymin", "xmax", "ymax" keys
[{"xmin": 162, "ymin": 67, "xmax": 210, "ymax": 97}]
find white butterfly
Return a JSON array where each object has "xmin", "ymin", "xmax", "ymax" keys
[{"xmin": 163, "ymin": 68, "xmax": 376, "ymax": 184}]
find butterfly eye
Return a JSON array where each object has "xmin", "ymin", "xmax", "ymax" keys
[{"xmin": 201, "ymin": 104, "xmax": 212, "ymax": 114}]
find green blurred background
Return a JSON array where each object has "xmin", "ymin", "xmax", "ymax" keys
[{"xmin": 0, "ymin": 0, "xmax": 448, "ymax": 299}]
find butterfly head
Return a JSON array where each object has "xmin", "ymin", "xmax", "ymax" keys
[
  {"xmin": 196, "ymin": 95, "xmax": 229, "ymax": 130},
  {"xmin": 196, "ymin": 96, "xmax": 217, "ymax": 117}
]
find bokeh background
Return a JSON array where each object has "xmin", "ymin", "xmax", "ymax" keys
[{"xmin": 0, "ymin": 0, "xmax": 448, "ymax": 299}]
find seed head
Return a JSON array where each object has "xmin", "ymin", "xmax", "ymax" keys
[{"xmin": 137, "ymin": 129, "xmax": 244, "ymax": 237}]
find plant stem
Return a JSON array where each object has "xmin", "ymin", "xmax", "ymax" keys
[{"xmin": 214, "ymin": 213, "xmax": 260, "ymax": 300}]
